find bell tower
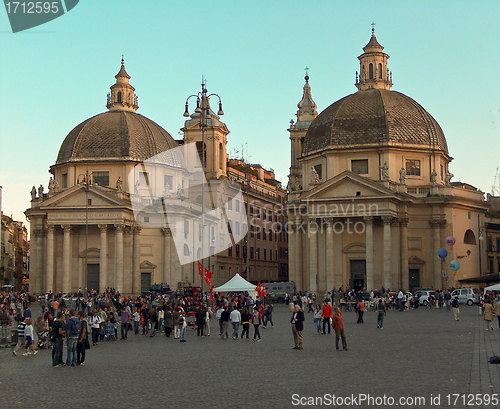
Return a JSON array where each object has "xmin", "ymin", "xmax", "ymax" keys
[
  {"xmin": 355, "ymin": 26, "xmax": 393, "ymax": 91},
  {"xmin": 106, "ymin": 58, "xmax": 139, "ymax": 112}
]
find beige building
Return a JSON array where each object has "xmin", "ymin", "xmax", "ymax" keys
[
  {"xmin": 25, "ymin": 60, "xmax": 287, "ymax": 295},
  {"xmin": 287, "ymin": 30, "xmax": 488, "ymax": 293}
]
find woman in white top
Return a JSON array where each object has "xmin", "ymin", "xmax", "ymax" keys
[{"xmin": 89, "ymin": 311, "xmax": 103, "ymax": 346}]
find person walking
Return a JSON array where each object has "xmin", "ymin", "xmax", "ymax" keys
[
  {"xmin": 13, "ymin": 316, "xmax": 27, "ymax": 357},
  {"xmin": 376, "ymin": 299, "xmax": 386, "ymax": 329},
  {"xmin": 332, "ymin": 307, "xmax": 348, "ymax": 351},
  {"xmin": 313, "ymin": 304, "xmax": 322, "ymax": 334},
  {"xmin": 483, "ymin": 299, "xmax": 495, "ymax": 331},
  {"xmin": 321, "ymin": 300, "xmax": 332, "ymax": 334},
  {"xmin": 23, "ymin": 318, "xmax": 38, "ymax": 356},
  {"xmin": 291, "ymin": 304, "xmax": 304, "ymax": 349},
  {"xmin": 66, "ymin": 309, "xmax": 80, "ymax": 367},
  {"xmin": 240, "ymin": 307, "xmax": 251, "ymax": 339},
  {"xmin": 230, "ymin": 307, "xmax": 241, "ymax": 339},
  {"xmin": 120, "ymin": 307, "xmax": 131, "ymax": 340},
  {"xmin": 76, "ymin": 311, "xmax": 88, "ymax": 366},
  {"xmin": 164, "ymin": 308, "xmax": 173, "ymax": 337},
  {"xmin": 357, "ymin": 299, "xmax": 365, "ymax": 324},
  {"xmin": 173, "ymin": 307, "xmax": 181, "ymax": 339},
  {"xmin": 251, "ymin": 307, "xmax": 261, "ymax": 342},
  {"xmin": 179, "ymin": 312, "xmax": 187, "ymax": 343},
  {"xmin": 452, "ymin": 297, "xmax": 460, "ymax": 321},
  {"xmin": 220, "ymin": 306, "xmax": 230, "ymax": 340},
  {"xmin": 52, "ymin": 312, "xmax": 65, "ymax": 366},
  {"xmin": 263, "ymin": 302, "xmax": 274, "ymax": 328},
  {"xmin": 444, "ymin": 290, "xmax": 451, "ymax": 311}
]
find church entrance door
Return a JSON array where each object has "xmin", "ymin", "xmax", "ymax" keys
[
  {"xmin": 87, "ymin": 264, "xmax": 99, "ymax": 293},
  {"xmin": 409, "ymin": 269, "xmax": 420, "ymax": 293},
  {"xmin": 350, "ymin": 260, "xmax": 366, "ymax": 292},
  {"xmin": 141, "ymin": 273, "xmax": 151, "ymax": 294}
]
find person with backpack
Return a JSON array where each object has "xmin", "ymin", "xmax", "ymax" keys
[{"xmin": 66, "ymin": 309, "xmax": 80, "ymax": 367}]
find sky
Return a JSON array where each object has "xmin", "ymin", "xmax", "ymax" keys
[{"xmin": 1, "ymin": 0, "xmax": 499, "ymax": 230}]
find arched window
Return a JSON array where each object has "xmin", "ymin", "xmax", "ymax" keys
[
  {"xmin": 464, "ymin": 229, "xmax": 476, "ymax": 245},
  {"xmin": 184, "ymin": 244, "xmax": 190, "ymax": 256},
  {"xmin": 219, "ymin": 143, "xmax": 224, "ymax": 169},
  {"xmin": 117, "ymin": 91, "xmax": 123, "ymax": 103},
  {"xmin": 378, "ymin": 63, "xmax": 382, "ymax": 79},
  {"xmin": 369, "ymin": 63, "xmax": 374, "ymax": 79}
]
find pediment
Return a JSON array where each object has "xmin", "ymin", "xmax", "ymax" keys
[
  {"xmin": 303, "ymin": 171, "xmax": 396, "ymax": 200},
  {"xmin": 140, "ymin": 260, "xmax": 157, "ymax": 270},
  {"xmin": 343, "ymin": 242, "xmax": 366, "ymax": 253},
  {"xmin": 79, "ymin": 248, "xmax": 100, "ymax": 258},
  {"xmin": 40, "ymin": 184, "xmax": 128, "ymax": 209},
  {"xmin": 408, "ymin": 255, "xmax": 426, "ymax": 265}
]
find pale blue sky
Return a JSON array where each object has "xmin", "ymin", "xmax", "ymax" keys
[{"xmin": 1, "ymin": 0, "xmax": 499, "ymax": 226}]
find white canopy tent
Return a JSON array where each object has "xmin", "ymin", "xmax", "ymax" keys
[
  {"xmin": 214, "ymin": 273, "xmax": 257, "ymax": 298},
  {"xmin": 484, "ymin": 283, "xmax": 500, "ymax": 294}
]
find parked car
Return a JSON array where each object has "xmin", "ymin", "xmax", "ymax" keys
[
  {"xmin": 414, "ymin": 290, "xmax": 435, "ymax": 306},
  {"xmin": 449, "ymin": 288, "xmax": 480, "ymax": 305}
]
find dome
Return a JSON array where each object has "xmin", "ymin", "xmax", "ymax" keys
[
  {"xmin": 56, "ymin": 111, "xmax": 180, "ymax": 165},
  {"xmin": 303, "ymin": 88, "xmax": 448, "ymax": 155}
]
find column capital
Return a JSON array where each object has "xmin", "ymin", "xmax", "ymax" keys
[
  {"xmin": 45, "ymin": 224, "xmax": 55, "ymax": 232},
  {"xmin": 382, "ymin": 216, "xmax": 393, "ymax": 225},
  {"xmin": 429, "ymin": 219, "xmax": 446, "ymax": 228},
  {"xmin": 98, "ymin": 224, "xmax": 108, "ymax": 231},
  {"xmin": 33, "ymin": 228, "xmax": 44, "ymax": 236},
  {"xmin": 161, "ymin": 227, "xmax": 172, "ymax": 236},
  {"xmin": 363, "ymin": 216, "xmax": 374, "ymax": 225},
  {"xmin": 61, "ymin": 224, "xmax": 72, "ymax": 232},
  {"xmin": 114, "ymin": 224, "xmax": 125, "ymax": 232},
  {"xmin": 133, "ymin": 225, "xmax": 142, "ymax": 234},
  {"xmin": 398, "ymin": 217, "xmax": 409, "ymax": 227}
]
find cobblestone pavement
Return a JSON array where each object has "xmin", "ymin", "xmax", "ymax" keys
[{"xmin": 1, "ymin": 303, "xmax": 498, "ymax": 409}]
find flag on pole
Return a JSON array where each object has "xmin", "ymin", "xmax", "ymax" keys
[
  {"xmin": 204, "ymin": 268, "xmax": 213, "ymax": 286},
  {"xmin": 198, "ymin": 261, "xmax": 203, "ymax": 277},
  {"xmin": 210, "ymin": 286, "xmax": 214, "ymax": 302},
  {"xmin": 261, "ymin": 282, "xmax": 267, "ymax": 297},
  {"xmin": 255, "ymin": 281, "xmax": 261, "ymax": 297}
]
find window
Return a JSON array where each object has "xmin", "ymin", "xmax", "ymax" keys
[
  {"xmin": 184, "ymin": 244, "xmax": 190, "ymax": 256},
  {"xmin": 236, "ymin": 200, "xmax": 240, "ymax": 213},
  {"xmin": 228, "ymin": 246, "xmax": 232, "ymax": 257},
  {"xmin": 488, "ymin": 257, "xmax": 494, "ymax": 273},
  {"xmin": 93, "ymin": 171, "xmax": 109, "ymax": 186},
  {"xmin": 269, "ymin": 250, "xmax": 272, "ymax": 261},
  {"xmin": 406, "ymin": 159, "xmax": 421, "ymax": 176},
  {"xmin": 351, "ymin": 159, "xmax": 368, "ymax": 174},
  {"xmin": 250, "ymin": 247, "xmax": 254, "ymax": 259},
  {"xmin": 269, "ymin": 230, "xmax": 273, "ymax": 241},
  {"xmin": 117, "ymin": 91, "xmax": 122, "ymax": 103},
  {"xmin": 139, "ymin": 171, "xmax": 150, "ymax": 186},
  {"xmin": 164, "ymin": 175, "xmax": 173, "ymax": 190},
  {"xmin": 256, "ymin": 248, "xmax": 260, "ymax": 260},
  {"xmin": 257, "ymin": 229, "xmax": 261, "ymax": 240},
  {"xmin": 263, "ymin": 229, "xmax": 266, "ymax": 241},
  {"xmin": 184, "ymin": 220, "xmax": 189, "ymax": 239},
  {"xmin": 378, "ymin": 63, "xmax": 382, "ymax": 79},
  {"xmin": 440, "ymin": 165, "xmax": 444, "ymax": 180},
  {"xmin": 463, "ymin": 229, "xmax": 476, "ymax": 245},
  {"xmin": 228, "ymin": 199, "xmax": 232, "ymax": 211},
  {"xmin": 268, "ymin": 209, "xmax": 273, "ymax": 222},
  {"xmin": 62, "ymin": 173, "xmax": 68, "ymax": 189},
  {"xmin": 236, "ymin": 245, "xmax": 240, "ymax": 258},
  {"xmin": 198, "ymin": 224, "xmax": 202, "ymax": 241},
  {"xmin": 264, "ymin": 249, "xmax": 267, "ymax": 261},
  {"xmin": 243, "ymin": 245, "xmax": 247, "ymax": 259},
  {"xmin": 144, "ymin": 217, "xmax": 149, "ymax": 223},
  {"xmin": 228, "ymin": 220, "xmax": 233, "ymax": 234},
  {"xmin": 236, "ymin": 222, "xmax": 240, "ymax": 236},
  {"xmin": 275, "ymin": 249, "xmax": 278, "ymax": 260},
  {"xmin": 314, "ymin": 164, "xmax": 323, "ymax": 180},
  {"xmin": 369, "ymin": 63, "xmax": 374, "ymax": 79}
]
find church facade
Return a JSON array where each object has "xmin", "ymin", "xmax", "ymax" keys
[
  {"xmin": 26, "ymin": 61, "xmax": 286, "ymax": 295},
  {"xmin": 287, "ymin": 30, "xmax": 488, "ymax": 294}
]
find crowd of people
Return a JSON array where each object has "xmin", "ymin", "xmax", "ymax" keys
[{"xmin": 2, "ymin": 285, "xmax": 499, "ymax": 366}]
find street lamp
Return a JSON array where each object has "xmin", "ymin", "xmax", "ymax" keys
[{"xmin": 183, "ymin": 79, "xmax": 224, "ymax": 299}]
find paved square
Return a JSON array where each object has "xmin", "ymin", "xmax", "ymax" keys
[{"xmin": 1, "ymin": 303, "xmax": 498, "ymax": 408}]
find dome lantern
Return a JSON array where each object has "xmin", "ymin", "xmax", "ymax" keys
[
  {"xmin": 294, "ymin": 68, "xmax": 318, "ymax": 130},
  {"xmin": 355, "ymin": 27, "xmax": 393, "ymax": 91},
  {"xmin": 106, "ymin": 58, "xmax": 139, "ymax": 112}
]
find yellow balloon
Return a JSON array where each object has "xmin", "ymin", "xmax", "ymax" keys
[{"xmin": 452, "ymin": 271, "xmax": 457, "ymax": 276}]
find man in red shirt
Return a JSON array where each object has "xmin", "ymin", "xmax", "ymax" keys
[
  {"xmin": 357, "ymin": 299, "xmax": 365, "ymax": 324},
  {"xmin": 321, "ymin": 300, "xmax": 332, "ymax": 334},
  {"xmin": 332, "ymin": 307, "xmax": 348, "ymax": 351}
]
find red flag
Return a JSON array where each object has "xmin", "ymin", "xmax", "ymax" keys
[
  {"xmin": 255, "ymin": 281, "xmax": 261, "ymax": 297},
  {"xmin": 261, "ymin": 282, "xmax": 267, "ymax": 297},
  {"xmin": 210, "ymin": 286, "xmax": 214, "ymax": 302},
  {"xmin": 204, "ymin": 268, "xmax": 213, "ymax": 286},
  {"xmin": 198, "ymin": 261, "xmax": 203, "ymax": 277}
]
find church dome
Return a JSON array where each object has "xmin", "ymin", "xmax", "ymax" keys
[
  {"xmin": 56, "ymin": 110, "xmax": 179, "ymax": 165},
  {"xmin": 56, "ymin": 59, "xmax": 180, "ymax": 166},
  {"xmin": 303, "ymin": 88, "xmax": 448, "ymax": 155}
]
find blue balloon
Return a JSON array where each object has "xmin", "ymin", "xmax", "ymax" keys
[
  {"xmin": 450, "ymin": 260, "xmax": 461, "ymax": 272},
  {"xmin": 438, "ymin": 248, "xmax": 448, "ymax": 259}
]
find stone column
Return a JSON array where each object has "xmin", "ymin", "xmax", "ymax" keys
[
  {"xmin": 309, "ymin": 219, "xmax": 318, "ymax": 293},
  {"xmin": 430, "ymin": 219, "xmax": 442, "ymax": 290},
  {"xmin": 37, "ymin": 228, "xmax": 45, "ymax": 293},
  {"xmin": 295, "ymin": 221, "xmax": 303, "ymax": 292},
  {"xmin": 288, "ymin": 224, "xmax": 296, "ymax": 288},
  {"xmin": 98, "ymin": 224, "xmax": 108, "ymax": 293},
  {"xmin": 132, "ymin": 226, "xmax": 141, "ymax": 295},
  {"xmin": 162, "ymin": 228, "xmax": 171, "ymax": 285},
  {"xmin": 364, "ymin": 216, "xmax": 374, "ymax": 292},
  {"xmin": 325, "ymin": 218, "xmax": 334, "ymax": 292},
  {"xmin": 30, "ymin": 229, "xmax": 39, "ymax": 294},
  {"xmin": 62, "ymin": 225, "xmax": 72, "ymax": 293},
  {"xmin": 400, "ymin": 218, "xmax": 409, "ymax": 291},
  {"xmin": 46, "ymin": 225, "xmax": 55, "ymax": 293},
  {"xmin": 382, "ymin": 216, "xmax": 392, "ymax": 290},
  {"xmin": 115, "ymin": 224, "xmax": 124, "ymax": 293}
]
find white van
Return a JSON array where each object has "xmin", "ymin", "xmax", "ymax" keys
[{"xmin": 449, "ymin": 288, "xmax": 480, "ymax": 305}]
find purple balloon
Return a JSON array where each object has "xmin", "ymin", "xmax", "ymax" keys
[{"xmin": 446, "ymin": 236, "xmax": 456, "ymax": 247}]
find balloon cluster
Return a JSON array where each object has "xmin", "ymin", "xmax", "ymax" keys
[{"xmin": 438, "ymin": 236, "xmax": 460, "ymax": 276}]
